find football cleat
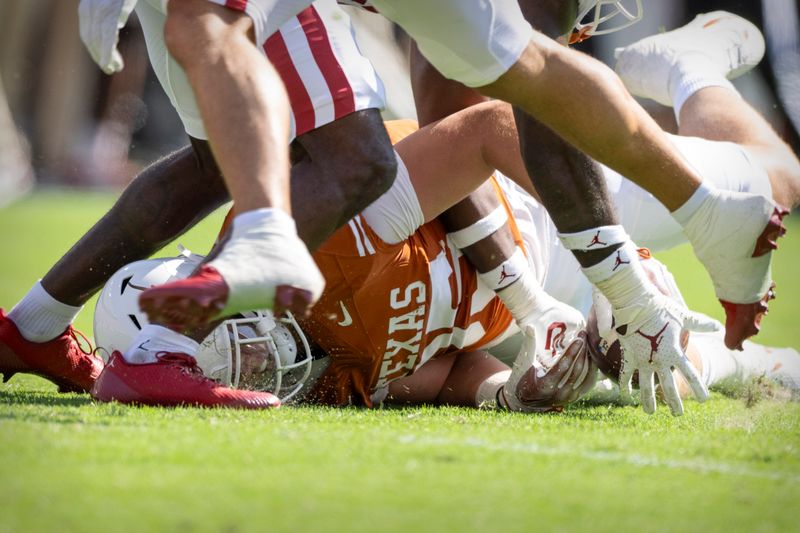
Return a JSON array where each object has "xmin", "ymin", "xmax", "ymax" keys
[
  {"xmin": 614, "ymin": 11, "xmax": 765, "ymax": 106},
  {"xmin": 138, "ymin": 264, "xmax": 229, "ymax": 331},
  {"xmin": 0, "ymin": 309, "xmax": 104, "ymax": 392},
  {"xmin": 682, "ymin": 191, "xmax": 789, "ymax": 350},
  {"xmin": 720, "ymin": 283, "xmax": 775, "ymax": 352},
  {"xmin": 91, "ymin": 351, "xmax": 281, "ymax": 409},
  {"xmin": 139, "ymin": 210, "xmax": 324, "ymax": 330},
  {"xmin": 139, "ymin": 265, "xmax": 316, "ymax": 330}
]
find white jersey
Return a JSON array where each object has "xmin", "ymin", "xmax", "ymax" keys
[{"xmin": 137, "ymin": 0, "xmax": 384, "ymax": 140}]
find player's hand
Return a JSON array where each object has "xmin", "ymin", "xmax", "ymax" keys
[
  {"xmin": 518, "ymin": 290, "xmax": 587, "ymax": 364},
  {"xmin": 501, "ymin": 324, "xmax": 597, "ymax": 412},
  {"xmin": 615, "ymin": 292, "xmax": 720, "ymax": 416},
  {"xmin": 78, "ymin": 0, "xmax": 138, "ymax": 74}
]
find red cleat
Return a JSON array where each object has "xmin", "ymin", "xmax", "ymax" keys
[
  {"xmin": 138, "ymin": 264, "xmax": 229, "ymax": 330},
  {"xmin": 0, "ymin": 309, "xmax": 103, "ymax": 393},
  {"xmin": 139, "ymin": 264, "xmax": 316, "ymax": 331},
  {"xmin": 721, "ymin": 206, "xmax": 788, "ymax": 350},
  {"xmin": 91, "ymin": 351, "xmax": 280, "ymax": 409},
  {"xmin": 752, "ymin": 206, "xmax": 789, "ymax": 258}
]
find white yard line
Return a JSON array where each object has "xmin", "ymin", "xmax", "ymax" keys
[{"xmin": 397, "ymin": 434, "xmax": 800, "ymax": 482}]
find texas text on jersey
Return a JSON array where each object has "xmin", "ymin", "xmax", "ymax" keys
[{"xmin": 300, "ymin": 188, "xmax": 523, "ymax": 407}]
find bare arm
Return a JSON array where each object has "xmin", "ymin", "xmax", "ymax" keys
[
  {"xmin": 482, "ymin": 34, "xmax": 700, "ymax": 211},
  {"xmin": 394, "ymin": 101, "xmax": 533, "ymax": 221}
]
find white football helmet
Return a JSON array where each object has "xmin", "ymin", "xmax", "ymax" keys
[
  {"xmin": 573, "ymin": 0, "xmax": 643, "ymax": 43},
  {"xmin": 93, "ymin": 250, "xmax": 313, "ymax": 402}
]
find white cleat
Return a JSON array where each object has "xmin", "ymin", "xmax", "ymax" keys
[
  {"xmin": 614, "ymin": 10, "xmax": 766, "ymax": 106},
  {"xmin": 139, "ymin": 210, "xmax": 325, "ymax": 330},
  {"xmin": 681, "ymin": 188, "xmax": 788, "ymax": 351}
]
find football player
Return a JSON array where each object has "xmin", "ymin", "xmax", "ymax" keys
[
  {"xmin": 408, "ymin": 6, "xmax": 800, "ymax": 412},
  {"xmin": 0, "ymin": 0, "xmax": 395, "ymax": 406},
  {"xmin": 91, "ymin": 29, "xmax": 800, "ymax": 410},
  {"xmin": 122, "ymin": 1, "xmax": 789, "ymax": 416},
  {"xmin": 79, "ymin": 0, "xmax": 331, "ymax": 325}
]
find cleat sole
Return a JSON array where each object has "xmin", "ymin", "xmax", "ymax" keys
[
  {"xmin": 274, "ymin": 286, "xmax": 315, "ymax": 318},
  {"xmin": 138, "ymin": 265, "xmax": 229, "ymax": 331},
  {"xmin": 752, "ymin": 205, "xmax": 789, "ymax": 257},
  {"xmin": 720, "ymin": 283, "xmax": 776, "ymax": 350}
]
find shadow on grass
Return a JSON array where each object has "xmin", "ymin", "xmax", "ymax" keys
[{"xmin": 0, "ymin": 389, "xmax": 92, "ymax": 408}]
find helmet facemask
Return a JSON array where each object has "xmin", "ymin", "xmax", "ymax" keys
[
  {"xmin": 197, "ymin": 310, "xmax": 313, "ymax": 403},
  {"xmin": 95, "ymin": 254, "xmax": 315, "ymax": 402},
  {"xmin": 572, "ymin": 0, "xmax": 643, "ymax": 43}
]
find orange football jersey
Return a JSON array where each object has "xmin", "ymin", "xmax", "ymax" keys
[
  {"xmin": 218, "ymin": 120, "xmax": 521, "ymax": 407},
  {"xmin": 300, "ymin": 212, "xmax": 516, "ymax": 407}
]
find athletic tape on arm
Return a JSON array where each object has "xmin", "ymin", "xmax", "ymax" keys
[{"xmin": 447, "ymin": 206, "xmax": 508, "ymax": 249}]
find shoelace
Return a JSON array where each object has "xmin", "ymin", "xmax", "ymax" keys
[
  {"xmin": 155, "ymin": 352, "xmax": 211, "ymax": 380},
  {"xmin": 67, "ymin": 328, "xmax": 103, "ymax": 371},
  {"xmin": 67, "ymin": 327, "xmax": 95, "ymax": 355}
]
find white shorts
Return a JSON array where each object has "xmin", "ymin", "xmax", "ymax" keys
[
  {"xmin": 370, "ymin": 0, "xmax": 533, "ymax": 87},
  {"xmin": 238, "ymin": 0, "xmax": 533, "ymax": 87},
  {"xmin": 205, "ymin": 0, "xmax": 533, "ymax": 88},
  {"xmin": 137, "ymin": 0, "xmax": 385, "ymax": 140}
]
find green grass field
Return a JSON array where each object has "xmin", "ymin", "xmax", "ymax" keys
[{"xmin": 0, "ymin": 191, "xmax": 798, "ymax": 532}]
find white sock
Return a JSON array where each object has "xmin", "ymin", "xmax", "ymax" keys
[
  {"xmin": 122, "ymin": 324, "xmax": 201, "ymax": 364},
  {"xmin": 232, "ymin": 207, "xmax": 283, "ymax": 229},
  {"xmin": 669, "ymin": 52, "xmax": 738, "ymax": 123},
  {"xmin": 210, "ymin": 207, "xmax": 324, "ymax": 315},
  {"xmin": 670, "ymin": 180, "xmax": 713, "ymax": 226},
  {"xmin": 8, "ymin": 281, "xmax": 82, "ymax": 342}
]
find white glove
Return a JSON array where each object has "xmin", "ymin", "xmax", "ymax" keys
[
  {"xmin": 500, "ymin": 294, "xmax": 597, "ymax": 412},
  {"xmin": 78, "ymin": 0, "xmax": 138, "ymax": 74},
  {"xmin": 518, "ymin": 291, "xmax": 587, "ymax": 370},
  {"xmin": 501, "ymin": 325, "xmax": 597, "ymax": 412},
  {"xmin": 598, "ymin": 263, "xmax": 721, "ymax": 416}
]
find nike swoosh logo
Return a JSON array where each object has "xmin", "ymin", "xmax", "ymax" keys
[
  {"xmin": 137, "ymin": 339, "xmax": 152, "ymax": 351},
  {"xmin": 337, "ymin": 301, "xmax": 353, "ymax": 327}
]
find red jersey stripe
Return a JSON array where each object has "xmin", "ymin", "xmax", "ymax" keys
[
  {"xmin": 263, "ymin": 26, "xmax": 316, "ymax": 135},
  {"xmin": 299, "ymin": 6, "xmax": 356, "ymax": 120}
]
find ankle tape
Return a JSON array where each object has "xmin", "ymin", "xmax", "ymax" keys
[
  {"xmin": 447, "ymin": 205, "xmax": 507, "ymax": 249},
  {"xmin": 558, "ymin": 225, "xmax": 629, "ymax": 252}
]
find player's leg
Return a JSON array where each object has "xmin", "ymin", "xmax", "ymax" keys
[
  {"xmin": 0, "ymin": 142, "xmax": 226, "ymax": 392},
  {"xmin": 140, "ymin": 0, "xmax": 399, "ymax": 326},
  {"xmin": 614, "ymin": 11, "xmax": 795, "ymax": 347},
  {"xmin": 41, "ymin": 142, "xmax": 227, "ymax": 308},
  {"xmin": 681, "ymin": 332, "xmax": 800, "ymax": 397},
  {"xmin": 139, "ymin": 0, "xmax": 323, "ymax": 328},
  {"xmin": 678, "ymin": 88, "xmax": 800, "ymax": 210},
  {"xmin": 290, "ymin": 109, "xmax": 396, "ymax": 250}
]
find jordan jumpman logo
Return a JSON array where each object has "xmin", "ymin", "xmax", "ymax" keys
[
  {"xmin": 612, "ymin": 251, "xmax": 630, "ymax": 271},
  {"xmin": 635, "ymin": 323, "xmax": 669, "ymax": 363},
  {"xmin": 587, "ymin": 230, "xmax": 608, "ymax": 248},
  {"xmin": 498, "ymin": 265, "xmax": 517, "ymax": 285}
]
